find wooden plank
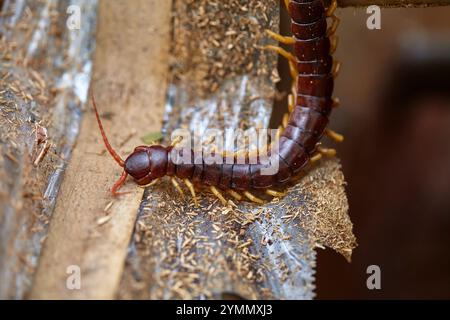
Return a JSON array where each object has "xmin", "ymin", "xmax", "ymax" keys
[
  {"xmin": 0, "ymin": 0, "xmax": 97, "ymax": 299},
  {"xmin": 30, "ymin": 0, "xmax": 171, "ymax": 299}
]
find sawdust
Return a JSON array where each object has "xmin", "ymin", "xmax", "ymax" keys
[
  {"xmin": 171, "ymin": 0, "xmax": 280, "ymax": 100},
  {"xmin": 119, "ymin": 158, "xmax": 355, "ymax": 299},
  {"xmin": 294, "ymin": 159, "xmax": 356, "ymax": 262},
  {"xmin": 0, "ymin": 8, "xmax": 56, "ymax": 298},
  {"xmin": 118, "ymin": 0, "xmax": 356, "ymax": 300},
  {"xmin": 0, "ymin": 0, "xmax": 96, "ymax": 298}
]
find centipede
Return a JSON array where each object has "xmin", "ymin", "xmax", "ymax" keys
[{"xmin": 91, "ymin": 0, "xmax": 343, "ymax": 206}]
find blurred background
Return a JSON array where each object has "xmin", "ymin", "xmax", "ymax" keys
[
  {"xmin": 310, "ymin": 7, "xmax": 450, "ymax": 299},
  {"xmin": 275, "ymin": 4, "xmax": 450, "ymax": 299}
]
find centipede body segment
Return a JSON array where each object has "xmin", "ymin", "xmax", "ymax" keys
[{"xmin": 92, "ymin": 0, "xmax": 342, "ymax": 206}]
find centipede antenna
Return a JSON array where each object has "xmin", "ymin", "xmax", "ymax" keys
[
  {"xmin": 111, "ymin": 171, "xmax": 129, "ymax": 196},
  {"xmin": 91, "ymin": 93, "xmax": 125, "ymax": 167}
]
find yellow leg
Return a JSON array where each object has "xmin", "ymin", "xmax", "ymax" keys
[
  {"xmin": 265, "ymin": 29, "xmax": 295, "ymax": 45},
  {"xmin": 318, "ymin": 146, "xmax": 337, "ymax": 157},
  {"xmin": 243, "ymin": 191, "xmax": 265, "ymax": 204},
  {"xmin": 291, "ymin": 83, "xmax": 297, "ymax": 98},
  {"xmin": 327, "ymin": 0, "xmax": 338, "ymax": 17},
  {"xmin": 325, "ymin": 128, "xmax": 344, "ymax": 143},
  {"xmin": 266, "ymin": 189, "xmax": 287, "ymax": 197},
  {"xmin": 210, "ymin": 186, "xmax": 227, "ymax": 206},
  {"xmin": 171, "ymin": 136, "xmax": 183, "ymax": 147},
  {"xmin": 327, "ymin": 14, "xmax": 340, "ymax": 36},
  {"xmin": 284, "ymin": 0, "xmax": 290, "ymax": 11},
  {"xmin": 227, "ymin": 189, "xmax": 242, "ymax": 201},
  {"xmin": 264, "ymin": 45, "xmax": 296, "ymax": 65},
  {"xmin": 288, "ymin": 94, "xmax": 295, "ymax": 113},
  {"xmin": 332, "ymin": 60, "xmax": 341, "ymax": 78},
  {"xmin": 310, "ymin": 153, "xmax": 323, "ymax": 163},
  {"xmin": 288, "ymin": 60, "xmax": 299, "ymax": 80},
  {"xmin": 332, "ymin": 97, "xmax": 340, "ymax": 108},
  {"xmin": 276, "ymin": 125, "xmax": 283, "ymax": 140},
  {"xmin": 183, "ymin": 179, "xmax": 198, "ymax": 207},
  {"xmin": 282, "ymin": 113, "xmax": 289, "ymax": 129},
  {"xmin": 138, "ymin": 178, "xmax": 160, "ymax": 188},
  {"xmin": 330, "ymin": 36, "xmax": 339, "ymax": 54},
  {"xmin": 171, "ymin": 177, "xmax": 185, "ymax": 198}
]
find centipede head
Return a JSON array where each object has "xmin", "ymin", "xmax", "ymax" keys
[
  {"xmin": 123, "ymin": 146, "xmax": 151, "ymax": 182},
  {"xmin": 124, "ymin": 145, "xmax": 168, "ymax": 186},
  {"xmin": 91, "ymin": 94, "xmax": 168, "ymax": 193}
]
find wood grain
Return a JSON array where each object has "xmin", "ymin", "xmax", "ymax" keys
[
  {"xmin": 0, "ymin": 0, "xmax": 97, "ymax": 299},
  {"xmin": 30, "ymin": 0, "xmax": 171, "ymax": 299}
]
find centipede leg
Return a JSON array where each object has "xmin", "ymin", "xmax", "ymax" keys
[
  {"xmin": 288, "ymin": 60, "xmax": 299, "ymax": 80},
  {"xmin": 318, "ymin": 146, "xmax": 337, "ymax": 157},
  {"xmin": 265, "ymin": 29, "xmax": 295, "ymax": 45},
  {"xmin": 282, "ymin": 113, "xmax": 289, "ymax": 129},
  {"xmin": 227, "ymin": 189, "xmax": 243, "ymax": 201},
  {"xmin": 327, "ymin": 0, "xmax": 338, "ymax": 17},
  {"xmin": 276, "ymin": 125, "xmax": 284, "ymax": 140},
  {"xmin": 333, "ymin": 60, "xmax": 341, "ymax": 79},
  {"xmin": 267, "ymin": 44, "xmax": 298, "ymax": 80},
  {"xmin": 112, "ymin": 171, "xmax": 129, "ymax": 196},
  {"xmin": 310, "ymin": 153, "xmax": 323, "ymax": 163},
  {"xmin": 288, "ymin": 94, "xmax": 295, "ymax": 113},
  {"xmin": 264, "ymin": 45, "xmax": 297, "ymax": 65},
  {"xmin": 243, "ymin": 191, "xmax": 265, "ymax": 204},
  {"xmin": 332, "ymin": 97, "xmax": 340, "ymax": 108},
  {"xmin": 138, "ymin": 178, "xmax": 160, "ymax": 188},
  {"xmin": 330, "ymin": 36, "xmax": 339, "ymax": 54},
  {"xmin": 210, "ymin": 186, "xmax": 228, "ymax": 206},
  {"xmin": 327, "ymin": 14, "xmax": 340, "ymax": 36},
  {"xmin": 325, "ymin": 128, "xmax": 344, "ymax": 143},
  {"xmin": 266, "ymin": 189, "xmax": 287, "ymax": 197},
  {"xmin": 171, "ymin": 177, "xmax": 185, "ymax": 198},
  {"xmin": 265, "ymin": 38, "xmax": 299, "ymax": 79},
  {"xmin": 171, "ymin": 136, "xmax": 183, "ymax": 147},
  {"xmin": 183, "ymin": 178, "xmax": 198, "ymax": 207},
  {"xmin": 291, "ymin": 83, "xmax": 297, "ymax": 98}
]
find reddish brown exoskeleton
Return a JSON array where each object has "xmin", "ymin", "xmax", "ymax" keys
[{"xmin": 92, "ymin": 0, "xmax": 343, "ymax": 206}]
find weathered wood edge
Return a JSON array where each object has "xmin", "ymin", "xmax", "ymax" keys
[
  {"xmin": 0, "ymin": 0, "xmax": 97, "ymax": 299},
  {"xmin": 30, "ymin": 0, "xmax": 171, "ymax": 299}
]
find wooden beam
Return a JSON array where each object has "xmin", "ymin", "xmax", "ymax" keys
[
  {"xmin": 30, "ymin": 0, "xmax": 171, "ymax": 299},
  {"xmin": 0, "ymin": 0, "xmax": 98, "ymax": 299}
]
